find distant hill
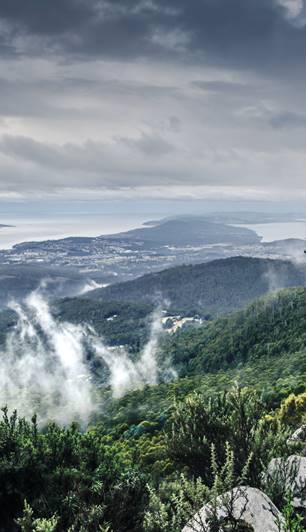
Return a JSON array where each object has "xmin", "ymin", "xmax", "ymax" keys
[
  {"xmin": 144, "ymin": 212, "xmax": 300, "ymax": 226},
  {"xmin": 110, "ymin": 218, "xmax": 260, "ymax": 246},
  {"xmin": 85, "ymin": 256, "xmax": 306, "ymax": 316}
]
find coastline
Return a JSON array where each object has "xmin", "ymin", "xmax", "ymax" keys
[{"xmin": 0, "ymin": 214, "xmax": 161, "ymax": 250}]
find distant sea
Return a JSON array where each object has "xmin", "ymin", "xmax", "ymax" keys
[
  {"xmin": 236, "ymin": 221, "xmax": 306, "ymax": 242},
  {"xmin": 2, "ymin": 214, "xmax": 306, "ymax": 251},
  {"xmin": 0, "ymin": 213, "xmax": 161, "ymax": 250}
]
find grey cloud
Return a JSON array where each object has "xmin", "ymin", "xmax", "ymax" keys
[
  {"xmin": 0, "ymin": 0, "xmax": 306, "ymax": 77},
  {"xmin": 1, "ymin": 1, "xmax": 306, "ymax": 202},
  {"xmin": 192, "ymin": 80, "xmax": 258, "ymax": 95},
  {"xmin": 0, "ymin": 74, "xmax": 179, "ymax": 124},
  {"xmin": 0, "ymin": 0, "xmax": 173, "ymax": 60},
  {"xmin": 0, "ymin": 135, "xmax": 113, "ymax": 174},
  {"xmin": 168, "ymin": 115, "xmax": 181, "ymax": 132},
  {"xmin": 72, "ymin": 78, "xmax": 178, "ymax": 99},
  {"xmin": 269, "ymin": 110, "xmax": 306, "ymax": 128},
  {"xmin": 241, "ymin": 104, "xmax": 306, "ymax": 130},
  {"xmin": 0, "ymin": 78, "xmax": 71, "ymax": 118},
  {"xmin": 0, "ymin": 133, "xmax": 178, "ymax": 183},
  {"xmin": 0, "ymin": 0, "xmax": 93, "ymax": 36},
  {"xmin": 2, "ymin": 132, "xmax": 306, "ymax": 197},
  {"xmin": 118, "ymin": 131, "xmax": 174, "ymax": 156}
]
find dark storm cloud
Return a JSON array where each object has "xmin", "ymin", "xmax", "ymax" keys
[
  {"xmin": 0, "ymin": 0, "xmax": 171, "ymax": 59},
  {"xmin": 0, "ymin": 0, "xmax": 93, "ymax": 36},
  {"xmin": 0, "ymin": 0, "xmax": 306, "ymax": 74}
]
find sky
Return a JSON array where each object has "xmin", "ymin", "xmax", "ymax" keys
[{"xmin": 1, "ymin": 0, "xmax": 306, "ymax": 208}]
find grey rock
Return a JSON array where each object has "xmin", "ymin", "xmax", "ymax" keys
[
  {"xmin": 182, "ymin": 486, "xmax": 282, "ymax": 531},
  {"xmin": 288, "ymin": 425, "xmax": 306, "ymax": 443},
  {"xmin": 267, "ymin": 455, "xmax": 306, "ymax": 511}
]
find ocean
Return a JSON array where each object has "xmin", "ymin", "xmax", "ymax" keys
[
  {"xmin": 236, "ymin": 221, "xmax": 306, "ymax": 242},
  {"xmin": 2, "ymin": 214, "xmax": 306, "ymax": 250},
  {"xmin": 0, "ymin": 213, "xmax": 160, "ymax": 250}
]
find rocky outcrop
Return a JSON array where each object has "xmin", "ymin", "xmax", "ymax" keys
[
  {"xmin": 182, "ymin": 486, "xmax": 283, "ymax": 532},
  {"xmin": 288, "ymin": 425, "xmax": 306, "ymax": 443},
  {"xmin": 267, "ymin": 455, "xmax": 306, "ymax": 512}
]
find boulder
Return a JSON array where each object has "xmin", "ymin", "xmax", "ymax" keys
[
  {"xmin": 288, "ymin": 425, "xmax": 306, "ymax": 443},
  {"xmin": 267, "ymin": 455, "xmax": 306, "ymax": 511},
  {"xmin": 182, "ymin": 486, "xmax": 282, "ymax": 531}
]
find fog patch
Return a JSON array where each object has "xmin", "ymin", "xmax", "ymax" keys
[
  {"xmin": 78, "ymin": 280, "xmax": 109, "ymax": 295},
  {"xmin": 0, "ymin": 291, "xmax": 174, "ymax": 424},
  {"xmin": 92, "ymin": 309, "xmax": 176, "ymax": 398},
  {"xmin": 0, "ymin": 291, "xmax": 96, "ymax": 425},
  {"xmin": 264, "ymin": 266, "xmax": 285, "ymax": 293}
]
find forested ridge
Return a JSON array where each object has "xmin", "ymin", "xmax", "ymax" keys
[
  {"xmin": 1, "ymin": 285, "xmax": 306, "ymax": 530},
  {"xmin": 86, "ymin": 256, "xmax": 306, "ymax": 316},
  {"xmin": 164, "ymin": 286, "xmax": 306, "ymax": 375}
]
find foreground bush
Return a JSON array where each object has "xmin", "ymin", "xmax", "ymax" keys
[{"xmin": 0, "ymin": 408, "xmax": 148, "ymax": 531}]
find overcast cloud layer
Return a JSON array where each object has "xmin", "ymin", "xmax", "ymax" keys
[{"xmin": 1, "ymin": 0, "xmax": 306, "ymax": 202}]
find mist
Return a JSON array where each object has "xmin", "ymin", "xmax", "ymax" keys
[
  {"xmin": 0, "ymin": 291, "xmax": 172, "ymax": 425},
  {"xmin": 79, "ymin": 280, "xmax": 109, "ymax": 295},
  {"xmin": 91, "ymin": 310, "xmax": 175, "ymax": 398}
]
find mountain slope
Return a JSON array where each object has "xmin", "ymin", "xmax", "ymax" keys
[
  {"xmin": 100, "ymin": 285, "xmax": 306, "ymax": 450},
  {"xmin": 86, "ymin": 257, "xmax": 306, "ymax": 316},
  {"xmin": 163, "ymin": 285, "xmax": 306, "ymax": 376},
  {"xmin": 109, "ymin": 285, "xmax": 306, "ymax": 432}
]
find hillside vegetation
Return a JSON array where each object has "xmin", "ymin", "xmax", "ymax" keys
[
  {"xmin": 163, "ymin": 285, "xmax": 306, "ymax": 375},
  {"xmin": 87, "ymin": 257, "xmax": 306, "ymax": 316},
  {"xmin": 1, "ymin": 282, "xmax": 306, "ymax": 530},
  {"xmin": 55, "ymin": 298, "xmax": 154, "ymax": 351},
  {"xmin": 110, "ymin": 286, "xmax": 306, "ymax": 429}
]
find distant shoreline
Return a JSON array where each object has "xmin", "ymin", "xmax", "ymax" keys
[
  {"xmin": 0, "ymin": 214, "xmax": 157, "ymax": 250},
  {"xmin": 2, "ymin": 214, "xmax": 306, "ymax": 251}
]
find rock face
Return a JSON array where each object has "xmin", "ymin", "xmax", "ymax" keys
[
  {"xmin": 182, "ymin": 486, "xmax": 282, "ymax": 532},
  {"xmin": 288, "ymin": 425, "xmax": 306, "ymax": 442},
  {"xmin": 267, "ymin": 455, "xmax": 306, "ymax": 511}
]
